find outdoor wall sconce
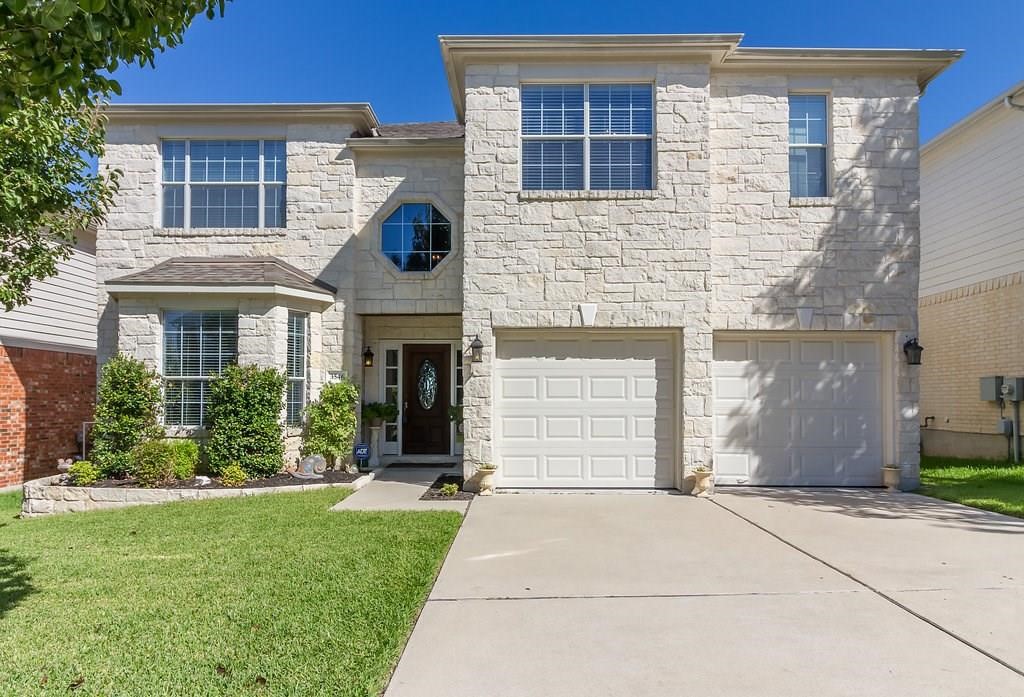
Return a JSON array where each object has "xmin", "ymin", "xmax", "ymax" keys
[
  {"xmin": 362, "ymin": 346, "xmax": 374, "ymax": 368},
  {"xmin": 469, "ymin": 335, "xmax": 484, "ymax": 363},
  {"xmin": 903, "ymin": 338, "xmax": 923, "ymax": 366}
]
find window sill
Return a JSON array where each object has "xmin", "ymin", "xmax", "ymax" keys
[
  {"xmin": 789, "ymin": 197, "xmax": 834, "ymax": 208},
  {"xmin": 156, "ymin": 227, "xmax": 288, "ymax": 238},
  {"xmin": 163, "ymin": 425, "xmax": 207, "ymax": 437},
  {"xmin": 518, "ymin": 190, "xmax": 659, "ymax": 202}
]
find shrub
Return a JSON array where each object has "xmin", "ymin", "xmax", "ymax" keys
[
  {"xmin": 362, "ymin": 401, "xmax": 398, "ymax": 425},
  {"xmin": 440, "ymin": 482, "xmax": 460, "ymax": 497},
  {"xmin": 91, "ymin": 354, "xmax": 163, "ymax": 477},
  {"xmin": 302, "ymin": 378, "xmax": 359, "ymax": 468},
  {"xmin": 67, "ymin": 460, "xmax": 100, "ymax": 486},
  {"xmin": 165, "ymin": 439, "xmax": 199, "ymax": 480},
  {"xmin": 206, "ymin": 364, "xmax": 286, "ymax": 479},
  {"xmin": 130, "ymin": 440, "xmax": 178, "ymax": 488},
  {"xmin": 219, "ymin": 463, "xmax": 247, "ymax": 488}
]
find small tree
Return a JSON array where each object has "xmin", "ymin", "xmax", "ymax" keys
[
  {"xmin": 91, "ymin": 354, "xmax": 163, "ymax": 477},
  {"xmin": 206, "ymin": 364, "xmax": 286, "ymax": 479},
  {"xmin": 302, "ymin": 379, "xmax": 360, "ymax": 469}
]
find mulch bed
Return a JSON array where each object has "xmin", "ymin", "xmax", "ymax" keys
[
  {"xmin": 63, "ymin": 470, "xmax": 361, "ymax": 490},
  {"xmin": 419, "ymin": 474, "xmax": 474, "ymax": 501}
]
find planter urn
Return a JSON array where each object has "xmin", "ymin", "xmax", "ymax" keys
[
  {"xmin": 368, "ymin": 425, "xmax": 382, "ymax": 468},
  {"xmin": 882, "ymin": 465, "xmax": 902, "ymax": 492},
  {"xmin": 692, "ymin": 470, "xmax": 714, "ymax": 497},
  {"xmin": 477, "ymin": 467, "xmax": 497, "ymax": 496}
]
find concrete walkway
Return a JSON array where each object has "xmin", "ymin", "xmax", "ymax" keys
[
  {"xmin": 330, "ymin": 466, "xmax": 470, "ymax": 513},
  {"xmin": 384, "ymin": 490, "xmax": 1024, "ymax": 697}
]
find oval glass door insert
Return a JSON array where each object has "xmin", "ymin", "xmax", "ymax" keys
[{"xmin": 417, "ymin": 359, "xmax": 438, "ymax": 410}]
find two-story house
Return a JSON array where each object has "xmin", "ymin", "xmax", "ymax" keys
[{"xmin": 97, "ymin": 34, "xmax": 959, "ymax": 491}]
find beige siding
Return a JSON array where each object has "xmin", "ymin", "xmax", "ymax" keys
[
  {"xmin": 920, "ymin": 104, "xmax": 1024, "ymax": 296},
  {"xmin": 0, "ymin": 233, "xmax": 96, "ymax": 352}
]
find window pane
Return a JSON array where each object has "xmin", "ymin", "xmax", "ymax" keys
[
  {"xmin": 263, "ymin": 140, "xmax": 287, "ymax": 182},
  {"xmin": 287, "ymin": 312, "xmax": 308, "ymax": 379},
  {"xmin": 264, "ymin": 184, "xmax": 286, "ymax": 228},
  {"xmin": 162, "ymin": 185, "xmax": 185, "ymax": 227},
  {"xmin": 589, "ymin": 84, "xmax": 653, "ymax": 136},
  {"xmin": 163, "ymin": 311, "xmax": 238, "ymax": 426},
  {"xmin": 381, "ymin": 204, "xmax": 452, "ymax": 271},
  {"xmin": 189, "ymin": 140, "xmax": 260, "ymax": 182},
  {"xmin": 522, "ymin": 84, "xmax": 584, "ymax": 136},
  {"xmin": 191, "ymin": 185, "xmax": 259, "ymax": 228},
  {"xmin": 789, "ymin": 147, "xmax": 828, "ymax": 197},
  {"xmin": 162, "ymin": 141, "xmax": 185, "ymax": 182},
  {"xmin": 522, "ymin": 140, "xmax": 584, "ymax": 190},
  {"xmin": 789, "ymin": 95, "xmax": 827, "ymax": 145},
  {"xmin": 590, "ymin": 139, "xmax": 653, "ymax": 190}
]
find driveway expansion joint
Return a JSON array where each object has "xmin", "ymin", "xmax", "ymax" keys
[{"xmin": 712, "ymin": 497, "xmax": 1024, "ymax": 681}]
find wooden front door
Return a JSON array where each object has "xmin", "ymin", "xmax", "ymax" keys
[{"xmin": 402, "ymin": 344, "xmax": 451, "ymax": 455}]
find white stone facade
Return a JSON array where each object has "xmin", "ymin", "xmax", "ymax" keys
[{"xmin": 96, "ymin": 37, "xmax": 945, "ymax": 487}]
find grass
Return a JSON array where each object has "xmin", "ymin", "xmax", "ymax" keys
[
  {"xmin": 918, "ymin": 455, "xmax": 1024, "ymax": 519},
  {"xmin": 0, "ymin": 488, "xmax": 462, "ymax": 696}
]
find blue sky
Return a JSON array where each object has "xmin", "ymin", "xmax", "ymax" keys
[{"xmin": 110, "ymin": 0, "xmax": 1023, "ymax": 142}]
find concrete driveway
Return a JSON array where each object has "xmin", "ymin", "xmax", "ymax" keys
[{"xmin": 384, "ymin": 491, "xmax": 1024, "ymax": 697}]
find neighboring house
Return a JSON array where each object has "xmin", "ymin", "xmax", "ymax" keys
[
  {"xmin": 0, "ymin": 230, "xmax": 97, "ymax": 487},
  {"xmin": 919, "ymin": 81, "xmax": 1024, "ymax": 460},
  {"xmin": 97, "ymin": 34, "xmax": 959, "ymax": 490}
]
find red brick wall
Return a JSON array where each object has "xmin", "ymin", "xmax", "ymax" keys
[{"xmin": 0, "ymin": 345, "xmax": 96, "ymax": 487}]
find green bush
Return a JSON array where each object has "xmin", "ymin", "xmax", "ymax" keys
[
  {"xmin": 219, "ymin": 463, "xmax": 247, "ymax": 488},
  {"xmin": 440, "ymin": 482, "xmax": 460, "ymax": 497},
  {"xmin": 165, "ymin": 439, "xmax": 199, "ymax": 480},
  {"xmin": 91, "ymin": 354, "xmax": 164, "ymax": 477},
  {"xmin": 67, "ymin": 460, "xmax": 100, "ymax": 486},
  {"xmin": 206, "ymin": 364, "xmax": 286, "ymax": 479},
  {"xmin": 362, "ymin": 401, "xmax": 398, "ymax": 425},
  {"xmin": 302, "ymin": 379, "xmax": 359, "ymax": 468},
  {"xmin": 131, "ymin": 440, "xmax": 177, "ymax": 488}
]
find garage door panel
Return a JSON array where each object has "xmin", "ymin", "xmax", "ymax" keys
[
  {"xmin": 713, "ymin": 334, "xmax": 883, "ymax": 486},
  {"xmin": 496, "ymin": 333, "xmax": 675, "ymax": 488}
]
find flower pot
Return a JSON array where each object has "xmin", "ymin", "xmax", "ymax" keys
[
  {"xmin": 692, "ymin": 470, "xmax": 714, "ymax": 497},
  {"xmin": 882, "ymin": 465, "xmax": 901, "ymax": 492},
  {"xmin": 477, "ymin": 467, "xmax": 497, "ymax": 496},
  {"xmin": 368, "ymin": 426, "xmax": 382, "ymax": 468}
]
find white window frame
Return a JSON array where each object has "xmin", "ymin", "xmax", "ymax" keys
[
  {"xmin": 286, "ymin": 311, "xmax": 309, "ymax": 426},
  {"xmin": 520, "ymin": 82, "xmax": 655, "ymax": 191},
  {"xmin": 787, "ymin": 92, "xmax": 832, "ymax": 198},
  {"xmin": 161, "ymin": 309, "xmax": 239, "ymax": 427},
  {"xmin": 160, "ymin": 139, "xmax": 286, "ymax": 230}
]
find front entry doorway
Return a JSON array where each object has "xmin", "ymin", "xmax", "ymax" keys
[{"xmin": 402, "ymin": 344, "xmax": 452, "ymax": 455}]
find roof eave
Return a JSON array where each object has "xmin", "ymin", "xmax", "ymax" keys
[
  {"xmin": 923, "ymin": 79, "xmax": 1024, "ymax": 156},
  {"xmin": 104, "ymin": 103, "xmax": 381, "ymax": 133},
  {"xmin": 106, "ymin": 282, "xmax": 336, "ymax": 305},
  {"xmin": 440, "ymin": 34, "xmax": 746, "ymax": 122}
]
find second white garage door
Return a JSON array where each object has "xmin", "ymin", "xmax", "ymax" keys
[
  {"xmin": 494, "ymin": 333, "xmax": 675, "ymax": 488},
  {"xmin": 713, "ymin": 334, "xmax": 885, "ymax": 486}
]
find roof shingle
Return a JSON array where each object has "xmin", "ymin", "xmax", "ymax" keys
[
  {"xmin": 108, "ymin": 257, "xmax": 336, "ymax": 295},
  {"xmin": 372, "ymin": 121, "xmax": 464, "ymax": 139}
]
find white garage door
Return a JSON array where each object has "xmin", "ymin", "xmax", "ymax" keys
[
  {"xmin": 713, "ymin": 334, "xmax": 884, "ymax": 486},
  {"xmin": 494, "ymin": 333, "xmax": 675, "ymax": 488}
]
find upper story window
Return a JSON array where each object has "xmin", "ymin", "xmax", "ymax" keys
[
  {"xmin": 286, "ymin": 311, "xmax": 308, "ymax": 426},
  {"xmin": 162, "ymin": 139, "xmax": 286, "ymax": 229},
  {"xmin": 521, "ymin": 83, "xmax": 654, "ymax": 191},
  {"xmin": 788, "ymin": 95, "xmax": 829, "ymax": 198},
  {"xmin": 163, "ymin": 310, "xmax": 238, "ymax": 426},
  {"xmin": 381, "ymin": 203, "xmax": 451, "ymax": 272}
]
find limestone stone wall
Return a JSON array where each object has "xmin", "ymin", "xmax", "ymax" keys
[
  {"xmin": 709, "ymin": 74, "xmax": 923, "ymax": 479},
  {"xmin": 460, "ymin": 62, "xmax": 715, "ymax": 485},
  {"xmin": 353, "ymin": 152, "xmax": 465, "ymax": 315}
]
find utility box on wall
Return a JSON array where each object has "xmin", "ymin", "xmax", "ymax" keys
[
  {"xmin": 1004, "ymin": 378, "xmax": 1024, "ymax": 402},
  {"xmin": 980, "ymin": 376, "xmax": 1005, "ymax": 401}
]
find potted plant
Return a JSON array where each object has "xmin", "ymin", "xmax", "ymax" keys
[
  {"xmin": 476, "ymin": 462, "xmax": 497, "ymax": 496},
  {"xmin": 362, "ymin": 402, "xmax": 398, "ymax": 468},
  {"xmin": 882, "ymin": 464, "xmax": 902, "ymax": 492},
  {"xmin": 691, "ymin": 465, "xmax": 714, "ymax": 497}
]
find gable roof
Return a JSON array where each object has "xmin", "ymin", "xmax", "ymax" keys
[
  {"xmin": 106, "ymin": 257, "xmax": 337, "ymax": 300},
  {"xmin": 922, "ymin": 80, "xmax": 1024, "ymax": 157}
]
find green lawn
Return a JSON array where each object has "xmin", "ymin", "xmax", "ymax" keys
[
  {"xmin": 918, "ymin": 455, "xmax": 1024, "ymax": 519},
  {"xmin": 0, "ymin": 488, "xmax": 461, "ymax": 696}
]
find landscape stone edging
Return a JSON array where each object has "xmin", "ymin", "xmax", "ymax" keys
[{"xmin": 20, "ymin": 471, "xmax": 377, "ymax": 518}]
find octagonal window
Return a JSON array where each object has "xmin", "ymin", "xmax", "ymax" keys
[{"xmin": 381, "ymin": 203, "xmax": 451, "ymax": 272}]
